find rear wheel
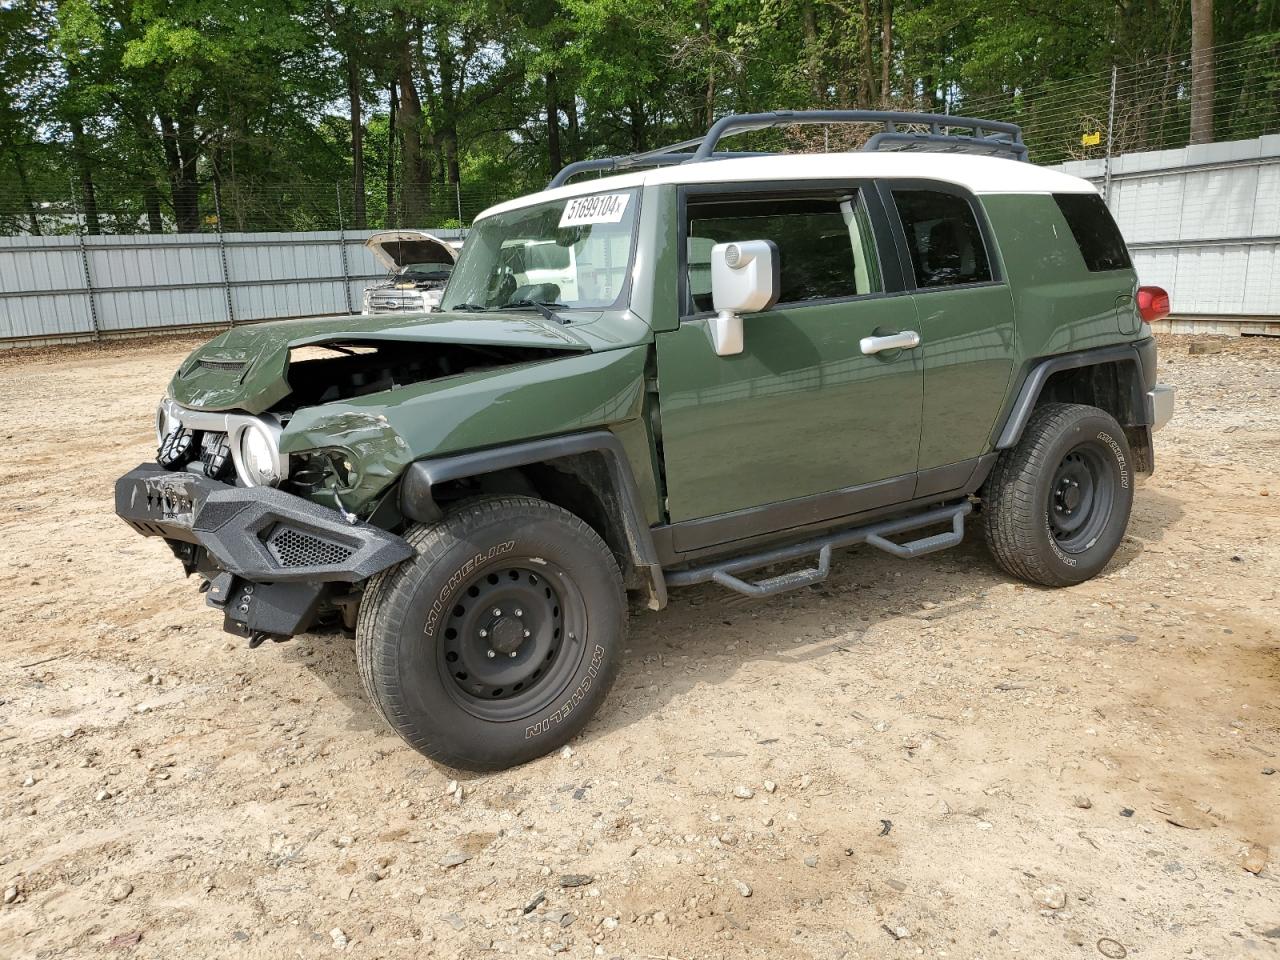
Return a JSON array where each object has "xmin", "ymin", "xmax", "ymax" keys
[
  {"xmin": 357, "ymin": 496, "xmax": 624, "ymax": 770},
  {"xmin": 982, "ymin": 403, "xmax": 1134, "ymax": 587}
]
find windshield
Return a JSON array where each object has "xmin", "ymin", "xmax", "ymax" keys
[{"xmin": 441, "ymin": 188, "xmax": 640, "ymax": 311}]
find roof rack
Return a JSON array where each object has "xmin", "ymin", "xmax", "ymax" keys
[{"xmin": 547, "ymin": 109, "xmax": 1026, "ymax": 188}]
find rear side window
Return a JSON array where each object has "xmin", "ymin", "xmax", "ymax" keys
[
  {"xmin": 892, "ymin": 189, "xmax": 992, "ymax": 288},
  {"xmin": 684, "ymin": 190, "xmax": 882, "ymax": 313},
  {"xmin": 1053, "ymin": 193, "xmax": 1132, "ymax": 272}
]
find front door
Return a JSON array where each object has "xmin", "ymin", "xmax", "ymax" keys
[{"xmin": 655, "ymin": 183, "xmax": 923, "ymax": 540}]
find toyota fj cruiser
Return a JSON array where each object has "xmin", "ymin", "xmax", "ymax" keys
[{"xmin": 116, "ymin": 111, "xmax": 1175, "ymax": 771}]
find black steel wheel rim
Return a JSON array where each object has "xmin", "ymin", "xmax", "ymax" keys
[
  {"xmin": 1048, "ymin": 444, "xmax": 1114, "ymax": 554},
  {"xmin": 436, "ymin": 562, "xmax": 587, "ymax": 722}
]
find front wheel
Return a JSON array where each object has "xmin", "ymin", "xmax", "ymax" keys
[
  {"xmin": 357, "ymin": 496, "xmax": 625, "ymax": 771},
  {"xmin": 982, "ymin": 402, "xmax": 1135, "ymax": 587}
]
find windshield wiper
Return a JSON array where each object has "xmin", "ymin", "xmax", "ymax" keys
[
  {"xmin": 498, "ymin": 299, "xmax": 571, "ymax": 324},
  {"xmin": 450, "ymin": 302, "xmax": 487, "ymax": 312}
]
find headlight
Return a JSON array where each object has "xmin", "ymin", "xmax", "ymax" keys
[{"xmin": 234, "ymin": 421, "xmax": 286, "ymax": 487}]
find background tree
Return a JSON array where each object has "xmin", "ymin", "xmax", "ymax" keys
[{"xmin": 1, "ymin": 0, "xmax": 1275, "ymax": 234}]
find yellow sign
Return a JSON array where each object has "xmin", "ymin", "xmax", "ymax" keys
[{"xmin": 1081, "ymin": 131, "xmax": 1102, "ymax": 147}]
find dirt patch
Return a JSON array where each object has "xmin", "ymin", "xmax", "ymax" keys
[{"xmin": 1, "ymin": 334, "xmax": 1277, "ymax": 959}]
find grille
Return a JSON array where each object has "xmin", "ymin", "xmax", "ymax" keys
[{"xmin": 265, "ymin": 526, "xmax": 355, "ymax": 568}]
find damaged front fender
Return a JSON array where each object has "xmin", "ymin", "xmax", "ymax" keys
[{"xmin": 279, "ymin": 345, "xmax": 651, "ymax": 515}]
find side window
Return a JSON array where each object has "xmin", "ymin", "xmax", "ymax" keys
[
  {"xmin": 684, "ymin": 190, "xmax": 882, "ymax": 314},
  {"xmin": 892, "ymin": 189, "xmax": 992, "ymax": 288},
  {"xmin": 1053, "ymin": 193, "xmax": 1132, "ymax": 272}
]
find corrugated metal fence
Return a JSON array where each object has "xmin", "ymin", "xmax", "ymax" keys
[
  {"xmin": 1055, "ymin": 134, "xmax": 1280, "ymax": 333},
  {"xmin": 0, "ymin": 228, "xmax": 464, "ymax": 347}
]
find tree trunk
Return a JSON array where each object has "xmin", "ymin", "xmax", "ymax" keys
[
  {"xmin": 434, "ymin": 23, "xmax": 462, "ymax": 186},
  {"xmin": 628, "ymin": 99, "xmax": 645, "ymax": 152},
  {"xmin": 858, "ymin": 0, "xmax": 876, "ymax": 105},
  {"xmin": 921, "ymin": 72, "xmax": 938, "ymax": 111},
  {"xmin": 12, "ymin": 152, "xmax": 40, "ymax": 235},
  {"xmin": 565, "ymin": 91, "xmax": 580, "ymax": 163},
  {"xmin": 1190, "ymin": 0, "xmax": 1214, "ymax": 144},
  {"xmin": 159, "ymin": 112, "xmax": 200, "ymax": 234},
  {"xmin": 800, "ymin": 0, "xmax": 824, "ymax": 103},
  {"xmin": 879, "ymin": 0, "xmax": 893, "ymax": 107},
  {"xmin": 700, "ymin": 0, "xmax": 717, "ymax": 127},
  {"xmin": 386, "ymin": 80, "xmax": 397, "ymax": 226},
  {"xmin": 70, "ymin": 118, "xmax": 100, "ymax": 235},
  {"xmin": 397, "ymin": 34, "xmax": 425, "ymax": 223},
  {"xmin": 546, "ymin": 71, "xmax": 563, "ymax": 175},
  {"xmin": 347, "ymin": 54, "xmax": 367, "ymax": 228},
  {"xmin": 143, "ymin": 180, "xmax": 163, "ymax": 234}
]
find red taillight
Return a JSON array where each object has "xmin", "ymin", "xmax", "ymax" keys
[{"xmin": 1136, "ymin": 285, "xmax": 1170, "ymax": 324}]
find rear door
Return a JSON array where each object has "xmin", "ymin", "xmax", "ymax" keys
[
  {"xmin": 654, "ymin": 181, "xmax": 923, "ymax": 539},
  {"xmin": 880, "ymin": 183, "xmax": 1017, "ymax": 489}
]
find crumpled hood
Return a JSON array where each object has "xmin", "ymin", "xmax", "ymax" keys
[{"xmin": 169, "ymin": 310, "xmax": 594, "ymax": 414}]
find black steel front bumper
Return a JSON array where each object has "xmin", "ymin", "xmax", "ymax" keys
[{"xmin": 115, "ymin": 464, "xmax": 413, "ymax": 639}]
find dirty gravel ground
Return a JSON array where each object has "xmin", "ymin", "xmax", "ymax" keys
[{"xmin": 0, "ymin": 334, "xmax": 1276, "ymax": 960}]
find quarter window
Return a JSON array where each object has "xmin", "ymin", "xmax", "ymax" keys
[
  {"xmin": 684, "ymin": 191, "xmax": 882, "ymax": 314},
  {"xmin": 1053, "ymin": 193, "xmax": 1132, "ymax": 272},
  {"xmin": 892, "ymin": 189, "xmax": 992, "ymax": 288}
]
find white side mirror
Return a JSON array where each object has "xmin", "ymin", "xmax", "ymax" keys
[{"xmin": 708, "ymin": 240, "xmax": 779, "ymax": 356}]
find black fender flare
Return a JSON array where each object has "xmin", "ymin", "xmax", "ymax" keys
[
  {"xmin": 994, "ymin": 340, "xmax": 1157, "ymax": 450},
  {"xmin": 399, "ymin": 431, "xmax": 667, "ymax": 609}
]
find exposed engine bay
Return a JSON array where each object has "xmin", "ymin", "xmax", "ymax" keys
[{"xmin": 281, "ymin": 340, "xmax": 563, "ymax": 411}]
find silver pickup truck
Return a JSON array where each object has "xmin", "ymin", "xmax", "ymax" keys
[{"xmin": 361, "ymin": 230, "xmax": 459, "ymax": 314}]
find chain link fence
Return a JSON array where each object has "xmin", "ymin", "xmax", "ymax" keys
[{"xmin": 958, "ymin": 36, "xmax": 1280, "ymax": 167}]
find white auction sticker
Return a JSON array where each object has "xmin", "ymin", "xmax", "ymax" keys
[{"xmin": 559, "ymin": 193, "xmax": 630, "ymax": 227}]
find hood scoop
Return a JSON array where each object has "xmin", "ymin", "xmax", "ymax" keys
[{"xmin": 197, "ymin": 358, "xmax": 248, "ymax": 373}]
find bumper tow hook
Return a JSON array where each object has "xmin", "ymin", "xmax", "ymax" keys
[{"xmin": 247, "ymin": 631, "xmax": 289, "ymax": 649}]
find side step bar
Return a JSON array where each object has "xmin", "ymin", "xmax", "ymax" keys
[{"xmin": 664, "ymin": 502, "xmax": 971, "ymax": 599}]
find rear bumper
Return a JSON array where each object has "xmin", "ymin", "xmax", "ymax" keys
[
  {"xmin": 1147, "ymin": 384, "xmax": 1175, "ymax": 431},
  {"xmin": 115, "ymin": 464, "xmax": 413, "ymax": 638}
]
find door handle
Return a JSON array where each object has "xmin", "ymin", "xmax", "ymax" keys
[{"xmin": 860, "ymin": 330, "xmax": 921, "ymax": 355}]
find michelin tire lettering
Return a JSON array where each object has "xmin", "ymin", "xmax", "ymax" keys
[
  {"xmin": 423, "ymin": 540, "xmax": 516, "ymax": 639},
  {"xmin": 524, "ymin": 644, "xmax": 606, "ymax": 739},
  {"xmin": 1097, "ymin": 431, "xmax": 1130, "ymax": 489}
]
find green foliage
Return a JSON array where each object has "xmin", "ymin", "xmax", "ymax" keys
[{"xmin": 1, "ymin": 0, "xmax": 1276, "ymax": 234}]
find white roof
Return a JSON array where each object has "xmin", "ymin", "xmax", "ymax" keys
[{"xmin": 477, "ymin": 152, "xmax": 1098, "ymax": 222}]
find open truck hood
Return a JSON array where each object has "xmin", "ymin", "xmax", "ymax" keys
[
  {"xmin": 364, "ymin": 230, "xmax": 458, "ymax": 272},
  {"xmin": 169, "ymin": 310, "xmax": 592, "ymax": 414}
]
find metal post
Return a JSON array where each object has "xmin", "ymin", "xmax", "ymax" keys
[
  {"xmin": 213, "ymin": 185, "xmax": 235, "ymax": 326},
  {"xmin": 455, "ymin": 181, "xmax": 463, "ymax": 226},
  {"xmin": 1103, "ymin": 64, "xmax": 1118, "ymax": 204},
  {"xmin": 69, "ymin": 177, "xmax": 100, "ymax": 340},
  {"xmin": 336, "ymin": 183, "xmax": 353, "ymax": 314}
]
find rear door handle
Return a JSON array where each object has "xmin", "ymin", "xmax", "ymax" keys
[{"xmin": 860, "ymin": 330, "xmax": 921, "ymax": 355}]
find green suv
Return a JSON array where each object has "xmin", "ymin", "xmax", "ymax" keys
[{"xmin": 116, "ymin": 111, "xmax": 1175, "ymax": 770}]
